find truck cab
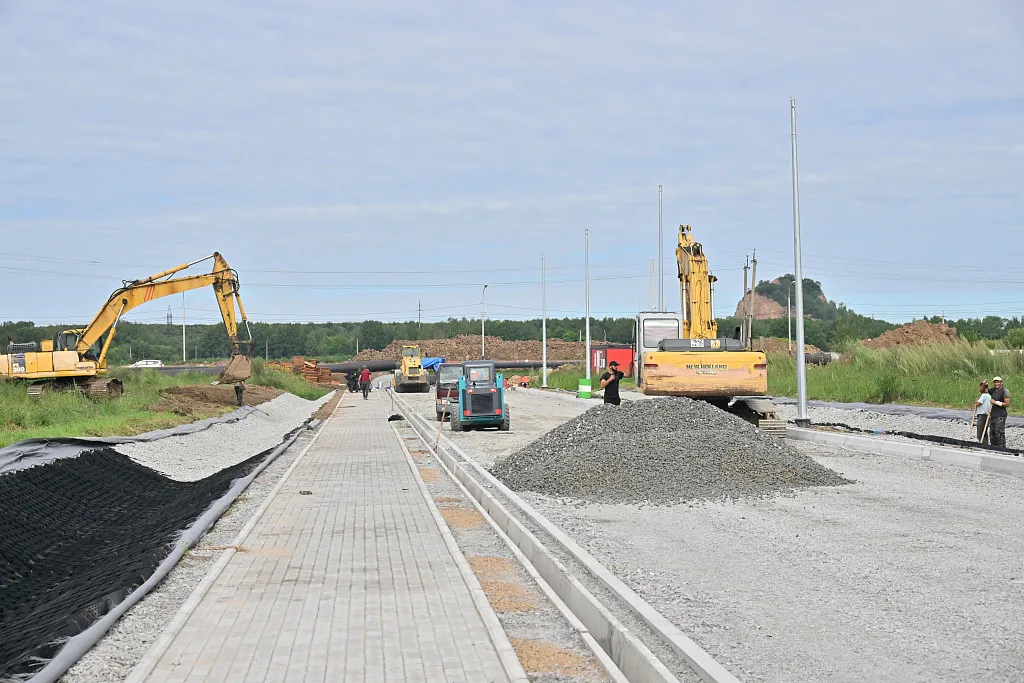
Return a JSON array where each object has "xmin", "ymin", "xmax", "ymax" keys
[
  {"xmin": 434, "ymin": 362, "xmax": 464, "ymax": 420},
  {"xmin": 450, "ymin": 360, "xmax": 509, "ymax": 432}
]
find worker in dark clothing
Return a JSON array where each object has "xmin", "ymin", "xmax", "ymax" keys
[
  {"xmin": 234, "ymin": 380, "xmax": 245, "ymax": 406},
  {"xmin": 599, "ymin": 360, "xmax": 623, "ymax": 406},
  {"xmin": 359, "ymin": 366, "xmax": 372, "ymax": 400},
  {"xmin": 989, "ymin": 376, "xmax": 1011, "ymax": 448}
]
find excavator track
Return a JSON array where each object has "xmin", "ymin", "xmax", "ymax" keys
[
  {"xmin": 84, "ymin": 378, "xmax": 124, "ymax": 399},
  {"xmin": 729, "ymin": 397, "xmax": 787, "ymax": 439}
]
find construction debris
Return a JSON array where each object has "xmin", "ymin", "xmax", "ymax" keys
[
  {"xmin": 862, "ymin": 321, "xmax": 960, "ymax": 349},
  {"xmin": 352, "ymin": 335, "xmax": 585, "ymax": 362},
  {"xmin": 491, "ymin": 397, "xmax": 851, "ymax": 505}
]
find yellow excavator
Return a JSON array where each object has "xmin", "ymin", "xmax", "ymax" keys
[
  {"xmin": 634, "ymin": 225, "xmax": 785, "ymax": 436},
  {"xmin": 0, "ymin": 253, "xmax": 253, "ymax": 398}
]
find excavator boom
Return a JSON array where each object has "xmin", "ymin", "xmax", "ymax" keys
[{"xmin": 0, "ymin": 252, "xmax": 253, "ymax": 397}]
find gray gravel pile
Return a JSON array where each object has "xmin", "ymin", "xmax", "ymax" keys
[
  {"xmin": 491, "ymin": 397, "xmax": 851, "ymax": 505},
  {"xmin": 115, "ymin": 392, "xmax": 332, "ymax": 481}
]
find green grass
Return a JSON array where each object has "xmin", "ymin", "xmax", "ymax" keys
[
  {"xmin": 768, "ymin": 342, "xmax": 1024, "ymax": 413},
  {"xmin": 0, "ymin": 360, "xmax": 331, "ymax": 447}
]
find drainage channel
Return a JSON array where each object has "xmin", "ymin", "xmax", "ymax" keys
[{"xmin": 388, "ymin": 391, "xmax": 739, "ymax": 683}]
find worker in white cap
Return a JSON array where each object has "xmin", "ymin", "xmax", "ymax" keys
[{"xmin": 989, "ymin": 376, "xmax": 1011, "ymax": 448}]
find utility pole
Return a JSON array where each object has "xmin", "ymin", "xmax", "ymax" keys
[
  {"xmin": 481, "ymin": 284, "xmax": 488, "ymax": 359},
  {"xmin": 417, "ymin": 300, "xmax": 422, "ymax": 337},
  {"xmin": 791, "ymin": 96, "xmax": 809, "ymax": 426},
  {"xmin": 658, "ymin": 184, "xmax": 664, "ymax": 311},
  {"xmin": 585, "ymin": 229, "xmax": 591, "ymax": 380},
  {"xmin": 747, "ymin": 251, "xmax": 758, "ymax": 349},
  {"xmin": 166, "ymin": 306, "xmax": 172, "ymax": 325},
  {"xmin": 181, "ymin": 292, "xmax": 186, "ymax": 363},
  {"xmin": 265, "ymin": 339, "xmax": 269, "ymax": 361},
  {"xmin": 742, "ymin": 257, "xmax": 749, "ymax": 346},
  {"xmin": 542, "ymin": 254, "xmax": 548, "ymax": 388}
]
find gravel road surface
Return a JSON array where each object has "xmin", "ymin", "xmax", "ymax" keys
[
  {"xmin": 61, "ymin": 393, "xmax": 335, "ymax": 683},
  {"xmin": 776, "ymin": 403, "xmax": 1024, "ymax": 449},
  {"xmin": 425, "ymin": 389, "xmax": 1024, "ymax": 682}
]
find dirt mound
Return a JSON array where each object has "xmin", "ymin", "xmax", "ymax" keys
[
  {"xmin": 733, "ymin": 292, "xmax": 785, "ymax": 320},
  {"xmin": 491, "ymin": 397, "xmax": 851, "ymax": 505},
  {"xmin": 151, "ymin": 385, "xmax": 283, "ymax": 417},
  {"xmin": 352, "ymin": 335, "xmax": 586, "ymax": 362},
  {"xmin": 862, "ymin": 321, "xmax": 960, "ymax": 349},
  {"xmin": 753, "ymin": 337, "xmax": 821, "ymax": 354}
]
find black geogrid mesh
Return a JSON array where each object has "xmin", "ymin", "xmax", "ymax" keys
[{"xmin": 0, "ymin": 447, "xmax": 266, "ymax": 678}]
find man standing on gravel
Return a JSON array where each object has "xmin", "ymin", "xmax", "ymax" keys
[
  {"xmin": 989, "ymin": 377, "xmax": 1010, "ymax": 447},
  {"xmin": 974, "ymin": 380, "xmax": 991, "ymax": 443},
  {"xmin": 600, "ymin": 360, "xmax": 623, "ymax": 406}
]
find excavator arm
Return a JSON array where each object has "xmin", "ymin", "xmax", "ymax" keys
[
  {"xmin": 676, "ymin": 224, "xmax": 718, "ymax": 339},
  {"xmin": 76, "ymin": 253, "xmax": 253, "ymax": 367}
]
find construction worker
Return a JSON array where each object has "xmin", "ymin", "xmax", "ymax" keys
[
  {"xmin": 974, "ymin": 380, "xmax": 991, "ymax": 443},
  {"xmin": 599, "ymin": 360, "xmax": 623, "ymax": 406},
  {"xmin": 234, "ymin": 380, "xmax": 245, "ymax": 406},
  {"xmin": 359, "ymin": 366, "xmax": 372, "ymax": 400},
  {"xmin": 989, "ymin": 376, "xmax": 1011, "ymax": 448}
]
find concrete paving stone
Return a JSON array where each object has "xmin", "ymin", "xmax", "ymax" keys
[{"xmin": 140, "ymin": 396, "xmax": 515, "ymax": 682}]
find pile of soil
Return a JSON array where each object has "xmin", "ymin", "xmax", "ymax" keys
[
  {"xmin": 862, "ymin": 321, "xmax": 960, "ymax": 349},
  {"xmin": 753, "ymin": 337, "xmax": 821, "ymax": 354},
  {"xmin": 352, "ymin": 335, "xmax": 586, "ymax": 362},
  {"xmin": 151, "ymin": 385, "xmax": 283, "ymax": 417},
  {"xmin": 492, "ymin": 397, "xmax": 851, "ymax": 505}
]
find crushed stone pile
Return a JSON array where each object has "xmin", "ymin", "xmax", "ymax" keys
[
  {"xmin": 862, "ymin": 321, "xmax": 960, "ymax": 349},
  {"xmin": 491, "ymin": 397, "xmax": 851, "ymax": 505},
  {"xmin": 352, "ymin": 335, "xmax": 585, "ymax": 362}
]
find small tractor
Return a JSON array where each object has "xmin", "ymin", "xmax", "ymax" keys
[
  {"xmin": 449, "ymin": 360, "xmax": 509, "ymax": 432},
  {"xmin": 393, "ymin": 344, "xmax": 430, "ymax": 393}
]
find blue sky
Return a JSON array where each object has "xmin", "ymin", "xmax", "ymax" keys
[{"xmin": 1, "ymin": 0, "xmax": 1021, "ymax": 327}]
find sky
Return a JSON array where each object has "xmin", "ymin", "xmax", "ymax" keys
[{"xmin": 0, "ymin": 0, "xmax": 1021, "ymax": 327}]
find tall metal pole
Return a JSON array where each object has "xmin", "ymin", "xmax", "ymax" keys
[
  {"xmin": 742, "ymin": 257, "xmax": 749, "ymax": 347},
  {"xmin": 584, "ymin": 229, "xmax": 591, "ymax": 380},
  {"xmin": 541, "ymin": 254, "xmax": 548, "ymax": 388},
  {"xmin": 181, "ymin": 292, "xmax": 186, "ymax": 363},
  {"xmin": 481, "ymin": 284, "xmax": 488, "ymax": 359},
  {"xmin": 657, "ymin": 185, "xmax": 664, "ymax": 311},
  {"xmin": 791, "ymin": 97, "xmax": 809, "ymax": 426}
]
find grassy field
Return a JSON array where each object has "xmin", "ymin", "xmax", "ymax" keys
[
  {"xmin": 0, "ymin": 359, "xmax": 332, "ymax": 447},
  {"xmin": 768, "ymin": 343, "xmax": 1024, "ymax": 414}
]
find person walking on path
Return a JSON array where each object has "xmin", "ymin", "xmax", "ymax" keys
[
  {"xmin": 974, "ymin": 380, "xmax": 991, "ymax": 443},
  {"xmin": 599, "ymin": 360, "xmax": 624, "ymax": 406},
  {"xmin": 359, "ymin": 366, "xmax": 372, "ymax": 400},
  {"xmin": 989, "ymin": 376, "xmax": 1011, "ymax": 447}
]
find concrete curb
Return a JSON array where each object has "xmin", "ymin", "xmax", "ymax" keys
[
  {"xmin": 124, "ymin": 394, "xmax": 343, "ymax": 683},
  {"xmin": 788, "ymin": 426, "xmax": 1024, "ymax": 478},
  {"xmin": 388, "ymin": 410, "xmax": 530, "ymax": 683},
  {"xmin": 393, "ymin": 393, "xmax": 732, "ymax": 683}
]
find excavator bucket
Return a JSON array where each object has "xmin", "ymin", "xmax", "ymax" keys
[{"xmin": 218, "ymin": 355, "xmax": 252, "ymax": 384}]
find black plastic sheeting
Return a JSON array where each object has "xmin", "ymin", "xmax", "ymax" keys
[
  {"xmin": 772, "ymin": 396, "xmax": 1024, "ymax": 427},
  {"xmin": 814, "ymin": 422, "xmax": 1023, "ymax": 457},
  {"xmin": 0, "ymin": 447, "xmax": 267, "ymax": 679},
  {"xmin": 0, "ymin": 405, "xmax": 257, "ymax": 476}
]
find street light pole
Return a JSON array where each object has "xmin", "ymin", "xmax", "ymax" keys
[
  {"xmin": 481, "ymin": 284, "xmax": 488, "ymax": 359},
  {"xmin": 181, "ymin": 292, "xmax": 186, "ymax": 363},
  {"xmin": 791, "ymin": 97, "xmax": 809, "ymax": 426},
  {"xmin": 542, "ymin": 254, "xmax": 548, "ymax": 388},
  {"xmin": 584, "ymin": 229, "xmax": 591, "ymax": 380},
  {"xmin": 657, "ymin": 184, "xmax": 663, "ymax": 311}
]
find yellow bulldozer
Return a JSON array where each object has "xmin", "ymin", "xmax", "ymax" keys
[
  {"xmin": 634, "ymin": 225, "xmax": 785, "ymax": 436},
  {"xmin": 393, "ymin": 344, "xmax": 430, "ymax": 393},
  {"xmin": 0, "ymin": 252, "xmax": 253, "ymax": 398}
]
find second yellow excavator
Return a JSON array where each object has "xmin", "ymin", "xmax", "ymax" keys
[
  {"xmin": 0, "ymin": 253, "xmax": 253, "ymax": 398},
  {"xmin": 634, "ymin": 225, "xmax": 785, "ymax": 436}
]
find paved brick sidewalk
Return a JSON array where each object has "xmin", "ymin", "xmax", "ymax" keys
[{"xmin": 142, "ymin": 395, "xmax": 515, "ymax": 682}]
